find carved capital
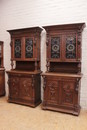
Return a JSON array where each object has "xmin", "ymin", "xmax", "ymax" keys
[{"xmin": 46, "ymin": 60, "xmax": 50, "ymax": 72}]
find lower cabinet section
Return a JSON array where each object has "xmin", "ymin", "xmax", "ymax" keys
[
  {"xmin": 42, "ymin": 73, "xmax": 81, "ymax": 115},
  {"xmin": 7, "ymin": 71, "xmax": 41, "ymax": 107},
  {"xmin": 0, "ymin": 69, "xmax": 5, "ymax": 96}
]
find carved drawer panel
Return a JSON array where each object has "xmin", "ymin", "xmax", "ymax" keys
[{"xmin": 45, "ymin": 80, "xmax": 59, "ymax": 104}]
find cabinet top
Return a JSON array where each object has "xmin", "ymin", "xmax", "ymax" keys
[
  {"xmin": 42, "ymin": 72, "xmax": 82, "ymax": 78},
  {"xmin": 43, "ymin": 23, "xmax": 86, "ymax": 32},
  {"xmin": 6, "ymin": 70, "xmax": 41, "ymax": 74},
  {"xmin": 7, "ymin": 26, "xmax": 42, "ymax": 34}
]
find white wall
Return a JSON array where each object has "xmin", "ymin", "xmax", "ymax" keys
[{"xmin": 0, "ymin": 0, "xmax": 87, "ymax": 109}]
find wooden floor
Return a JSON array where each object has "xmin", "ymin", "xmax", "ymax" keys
[{"xmin": 0, "ymin": 97, "xmax": 87, "ymax": 130}]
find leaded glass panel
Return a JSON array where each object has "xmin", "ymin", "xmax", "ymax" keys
[
  {"xmin": 66, "ymin": 36, "xmax": 76, "ymax": 59},
  {"xmin": 25, "ymin": 38, "xmax": 33, "ymax": 58},
  {"xmin": 14, "ymin": 39, "xmax": 21, "ymax": 58},
  {"xmin": 51, "ymin": 37, "xmax": 60, "ymax": 58}
]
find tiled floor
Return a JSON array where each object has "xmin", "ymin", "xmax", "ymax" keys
[{"xmin": 0, "ymin": 97, "xmax": 87, "ymax": 130}]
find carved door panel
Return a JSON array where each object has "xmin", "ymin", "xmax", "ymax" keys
[
  {"xmin": 60, "ymin": 79, "xmax": 76, "ymax": 107},
  {"xmin": 44, "ymin": 80, "xmax": 59, "ymax": 105},
  {"xmin": 19, "ymin": 77, "xmax": 33, "ymax": 100},
  {"xmin": 9, "ymin": 76, "xmax": 20, "ymax": 98},
  {"xmin": 64, "ymin": 34, "xmax": 78, "ymax": 61},
  {"xmin": 48, "ymin": 35, "xmax": 62, "ymax": 61}
]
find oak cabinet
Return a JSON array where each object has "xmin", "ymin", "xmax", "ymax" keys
[
  {"xmin": 42, "ymin": 23, "xmax": 85, "ymax": 115},
  {"xmin": 42, "ymin": 73, "xmax": 81, "ymax": 115},
  {"xmin": 7, "ymin": 71, "xmax": 41, "ymax": 107},
  {"xmin": 0, "ymin": 41, "xmax": 5, "ymax": 97},
  {"xmin": 6, "ymin": 27, "xmax": 42, "ymax": 107}
]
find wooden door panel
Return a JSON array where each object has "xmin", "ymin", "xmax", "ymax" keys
[
  {"xmin": 19, "ymin": 78, "xmax": 33, "ymax": 100},
  {"xmin": 60, "ymin": 80, "xmax": 76, "ymax": 106},
  {"xmin": 45, "ymin": 80, "xmax": 59, "ymax": 105},
  {"xmin": 9, "ymin": 76, "xmax": 19, "ymax": 98}
]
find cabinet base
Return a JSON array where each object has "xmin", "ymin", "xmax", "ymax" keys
[
  {"xmin": 0, "ymin": 92, "xmax": 6, "ymax": 97},
  {"xmin": 42, "ymin": 103, "xmax": 80, "ymax": 116},
  {"xmin": 8, "ymin": 98, "xmax": 42, "ymax": 108}
]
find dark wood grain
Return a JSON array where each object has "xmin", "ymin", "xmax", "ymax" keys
[
  {"xmin": 0, "ymin": 41, "xmax": 5, "ymax": 96},
  {"xmin": 6, "ymin": 27, "xmax": 42, "ymax": 107},
  {"xmin": 42, "ymin": 23, "xmax": 85, "ymax": 115}
]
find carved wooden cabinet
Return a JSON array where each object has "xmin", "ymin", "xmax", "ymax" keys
[
  {"xmin": 42, "ymin": 23, "xmax": 85, "ymax": 115},
  {"xmin": 0, "ymin": 41, "xmax": 5, "ymax": 96},
  {"xmin": 6, "ymin": 27, "xmax": 42, "ymax": 107}
]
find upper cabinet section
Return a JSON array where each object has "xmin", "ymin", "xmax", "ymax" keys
[
  {"xmin": 44, "ymin": 23, "xmax": 85, "ymax": 62},
  {"xmin": 7, "ymin": 27, "xmax": 42, "ymax": 61},
  {"xmin": 0, "ymin": 41, "xmax": 4, "ymax": 68}
]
